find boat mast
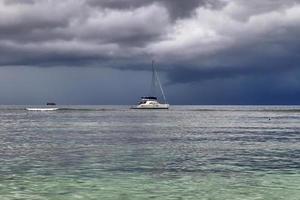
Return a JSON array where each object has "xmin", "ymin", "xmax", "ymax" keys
[
  {"xmin": 149, "ymin": 60, "xmax": 156, "ymax": 97},
  {"xmin": 153, "ymin": 61, "xmax": 167, "ymax": 104}
]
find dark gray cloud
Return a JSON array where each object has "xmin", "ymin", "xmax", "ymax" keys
[
  {"xmin": 3, "ymin": 0, "xmax": 35, "ymax": 5},
  {"xmin": 88, "ymin": 0, "xmax": 221, "ymax": 19},
  {"xmin": 166, "ymin": 68, "xmax": 300, "ymax": 105},
  {"xmin": 0, "ymin": 0, "xmax": 300, "ymax": 104}
]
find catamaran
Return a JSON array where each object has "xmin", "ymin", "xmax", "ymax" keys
[{"xmin": 132, "ymin": 61, "xmax": 169, "ymax": 109}]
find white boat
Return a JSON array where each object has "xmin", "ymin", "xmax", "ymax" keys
[
  {"xmin": 134, "ymin": 96, "xmax": 169, "ymax": 109},
  {"xmin": 132, "ymin": 61, "xmax": 169, "ymax": 109},
  {"xmin": 26, "ymin": 108, "xmax": 59, "ymax": 111}
]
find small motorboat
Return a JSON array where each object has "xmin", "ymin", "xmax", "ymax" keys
[
  {"xmin": 46, "ymin": 102, "xmax": 56, "ymax": 105},
  {"xmin": 26, "ymin": 108, "xmax": 59, "ymax": 111}
]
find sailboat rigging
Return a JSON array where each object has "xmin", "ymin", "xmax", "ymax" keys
[{"xmin": 132, "ymin": 61, "xmax": 169, "ymax": 109}]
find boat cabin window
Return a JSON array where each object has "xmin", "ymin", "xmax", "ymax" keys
[{"xmin": 139, "ymin": 101, "xmax": 147, "ymax": 105}]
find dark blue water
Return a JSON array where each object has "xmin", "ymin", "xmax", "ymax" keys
[{"xmin": 1, "ymin": 106, "xmax": 300, "ymax": 199}]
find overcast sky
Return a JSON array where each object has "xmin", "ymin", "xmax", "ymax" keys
[{"xmin": 0, "ymin": 0, "xmax": 300, "ymax": 105}]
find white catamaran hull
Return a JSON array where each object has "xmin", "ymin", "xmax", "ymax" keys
[{"xmin": 133, "ymin": 103, "xmax": 169, "ymax": 109}]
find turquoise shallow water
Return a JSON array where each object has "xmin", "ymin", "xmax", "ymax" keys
[{"xmin": 1, "ymin": 105, "xmax": 300, "ymax": 200}]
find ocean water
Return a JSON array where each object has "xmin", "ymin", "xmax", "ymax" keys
[{"xmin": 1, "ymin": 105, "xmax": 300, "ymax": 200}]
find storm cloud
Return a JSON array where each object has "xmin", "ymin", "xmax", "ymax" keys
[{"xmin": 0, "ymin": 0, "xmax": 300, "ymax": 104}]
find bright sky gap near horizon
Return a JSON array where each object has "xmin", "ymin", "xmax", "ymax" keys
[{"xmin": 0, "ymin": 0, "xmax": 300, "ymax": 105}]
